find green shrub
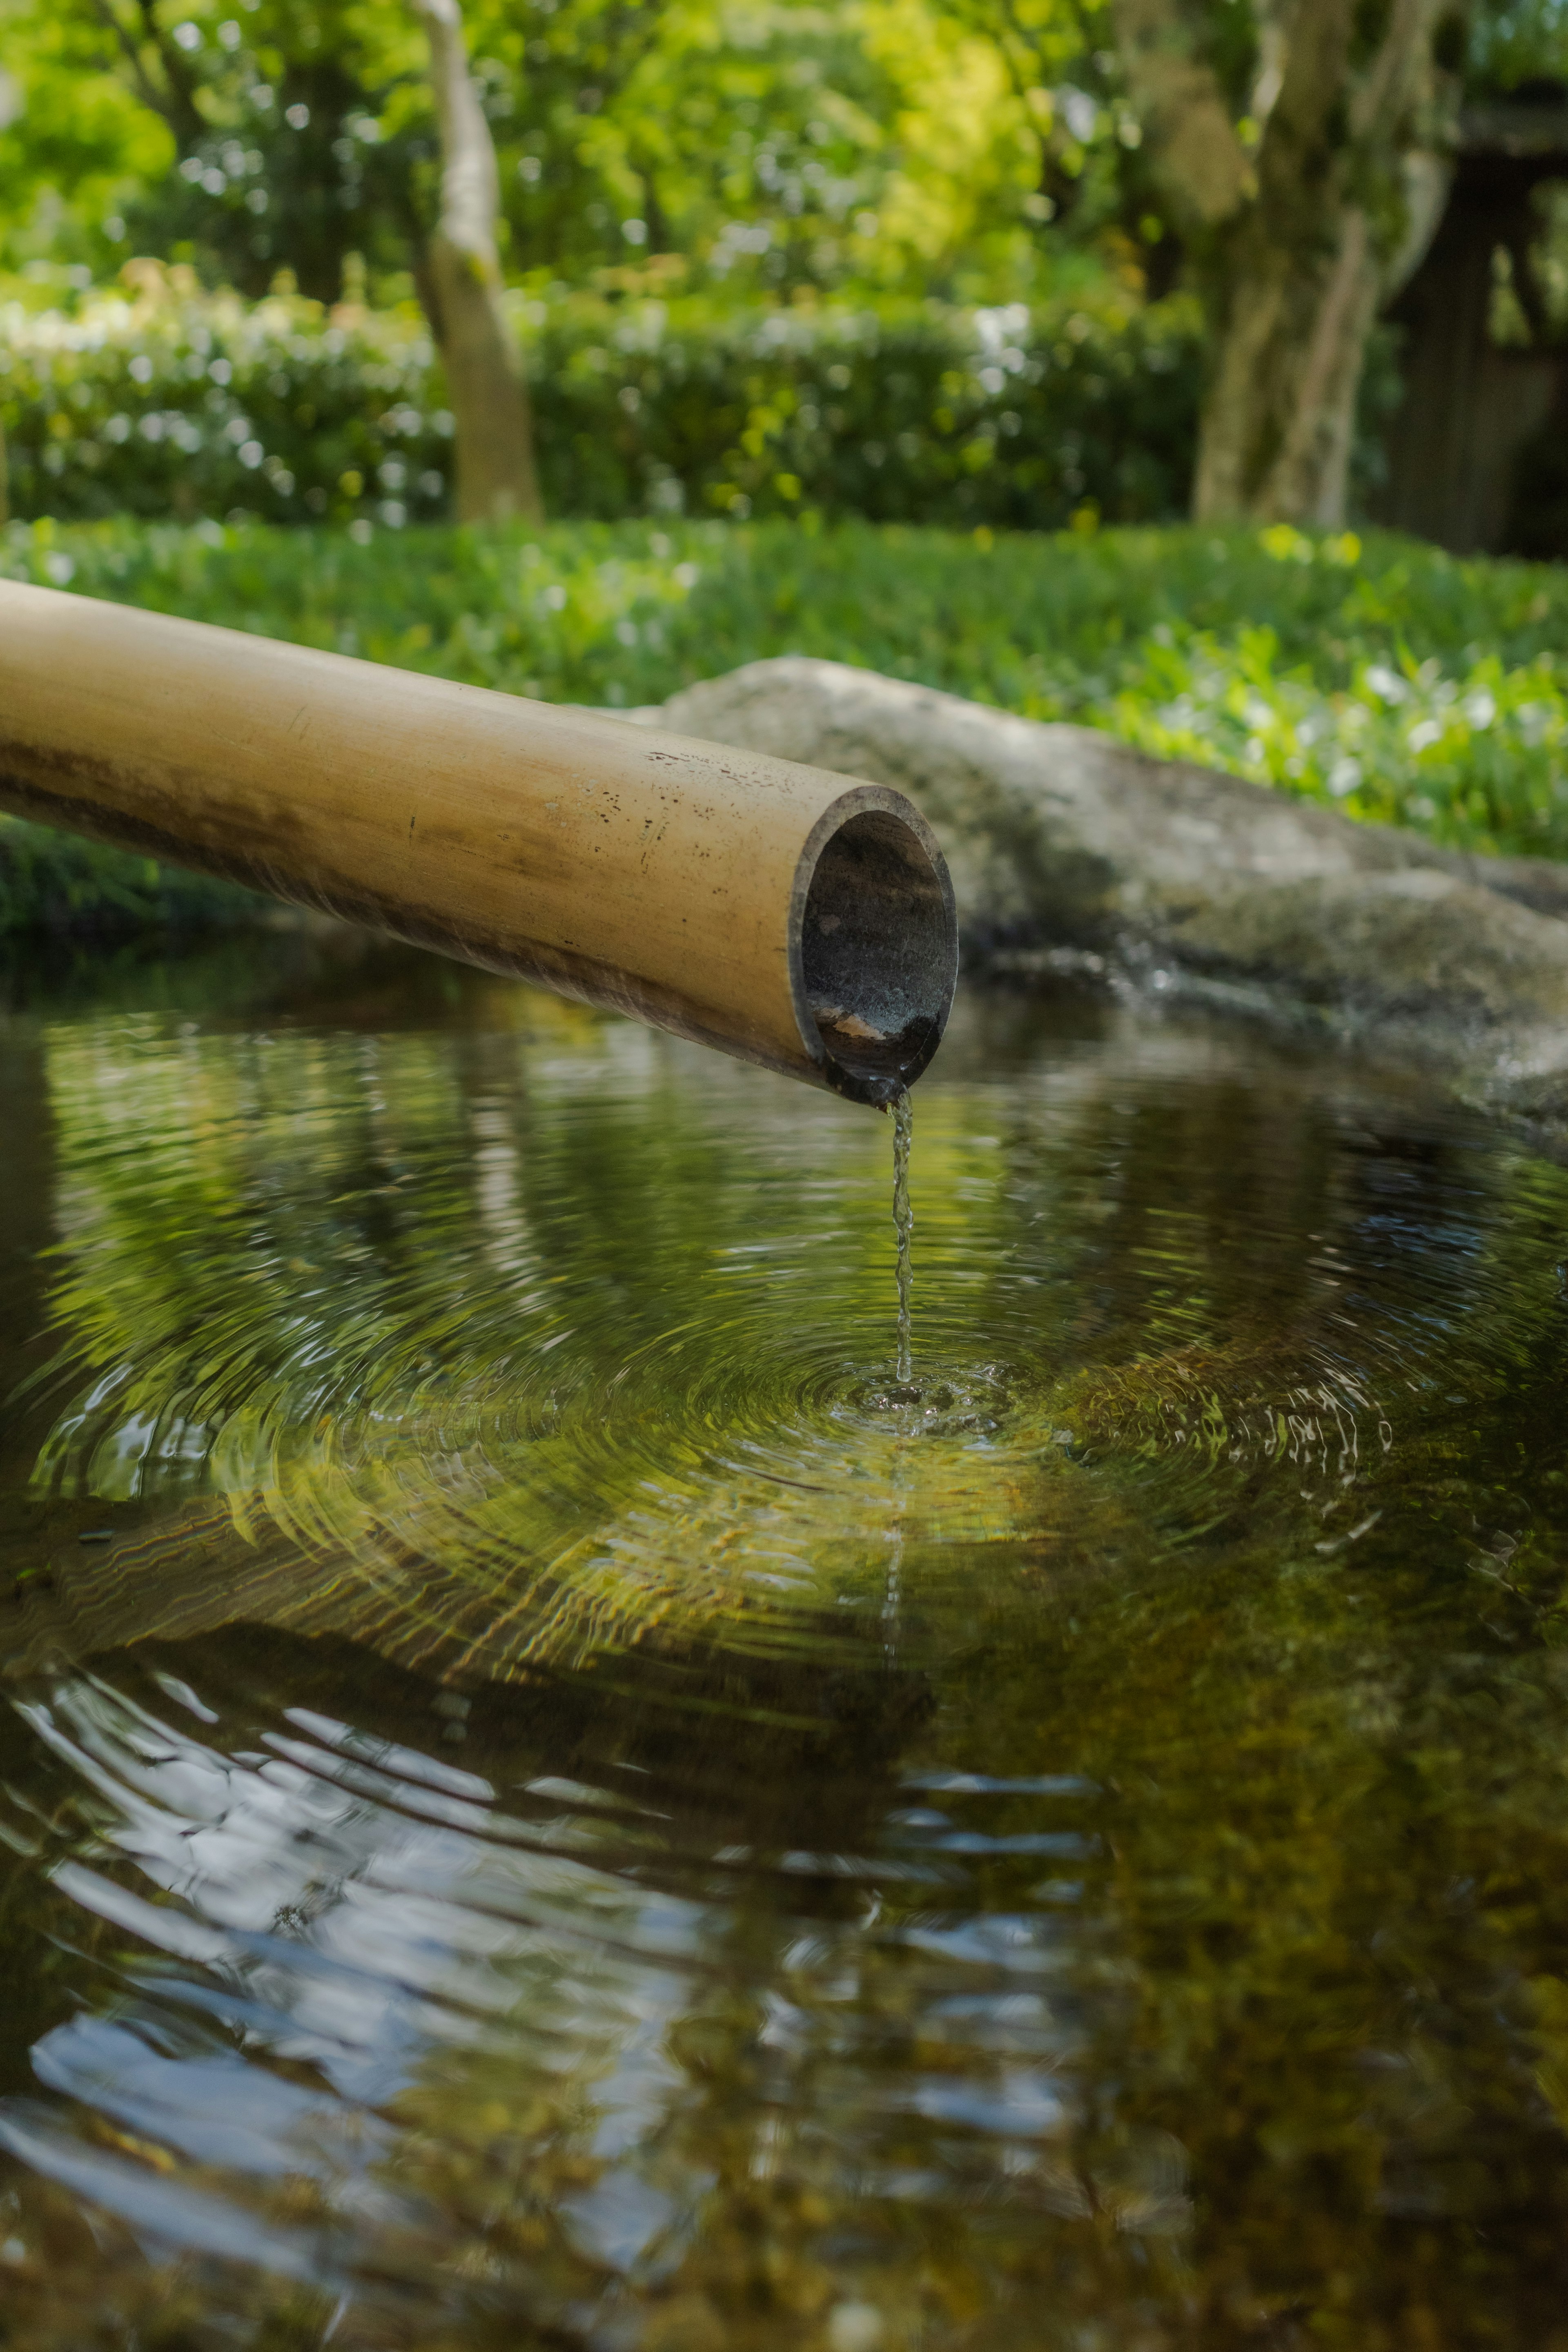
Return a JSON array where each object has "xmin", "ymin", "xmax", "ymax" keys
[
  {"xmin": 0, "ymin": 274, "xmax": 1202, "ymax": 533},
  {"xmin": 1, "ymin": 514, "xmax": 1564, "ymax": 943}
]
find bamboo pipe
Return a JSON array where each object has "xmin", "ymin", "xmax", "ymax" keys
[{"xmin": 0, "ymin": 582, "xmax": 956, "ymax": 1103}]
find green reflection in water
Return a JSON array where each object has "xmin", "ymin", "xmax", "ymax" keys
[{"xmin": 4, "ymin": 942, "xmax": 1568, "ymax": 2348}]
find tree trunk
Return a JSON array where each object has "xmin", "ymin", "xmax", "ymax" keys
[
  {"xmin": 414, "ymin": 0, "xmax": 542, "ymax": 525},
  {"xmin": 1193, "ymin": 205, "xmax": 1383, "ymax": 526},
  {"xmin": 1114, "ymin": 0, "xmax": 1461, "ymax": 527}
]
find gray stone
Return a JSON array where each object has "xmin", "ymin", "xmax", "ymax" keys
[{"xmin": 626, "ymin": 656, "xmax": 1568, "ymax": 1134}]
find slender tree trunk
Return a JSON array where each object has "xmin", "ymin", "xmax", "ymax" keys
[
  {"xmin": 0, "ymin": 415, "xmax": 9, "ymax": 529},
  {"xmin": 414, "ymin": 0, "xmax": 542, "ymax": 524},
  {"xmin": 1113, "ymin": 0, "xmax": 1461, "ymax": 528}
]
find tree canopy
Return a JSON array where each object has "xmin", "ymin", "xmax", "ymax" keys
[
  {"xmin": 0, "ymin": 0, "xmax": 1073, "ymax": 305},
  {"xmin": 3, "ymin": 0, "xmax": 1562, "ymax": 302},
  {"xmin": 1, "ymin": 0, "xmax": 1566, "ymax": 526}
]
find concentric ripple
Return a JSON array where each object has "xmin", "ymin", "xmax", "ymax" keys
[
  {"xmin": 12, "ymin": 976, "xmax": 1568, "ymax": 1684},
  {"xmin": 8, "ymin": 953, "xmax": 1568, "ymax": 2345}
]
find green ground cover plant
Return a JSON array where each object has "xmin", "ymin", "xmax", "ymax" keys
[{"xmin": 2, "ymin": 510, "xmax": 1565, "ymax": 933}]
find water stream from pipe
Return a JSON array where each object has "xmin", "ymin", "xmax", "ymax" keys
[{"xmin": 891, "ymin": 1089, "xmax": 913, "ymax": 1385}]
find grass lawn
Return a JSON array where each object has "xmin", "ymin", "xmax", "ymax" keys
[{"xmin": 3, "ymin": 512, "xmax": 1566, "ymax": 934}]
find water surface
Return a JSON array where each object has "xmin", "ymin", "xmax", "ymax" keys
[{"xmin": 4, "ymin": 932, "xmax": 1568, "ymax": 2349}]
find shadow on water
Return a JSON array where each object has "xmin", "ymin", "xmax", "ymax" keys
[{"xmin": 6, "ymin": 934, "xmax": 1568, "ymax": 2345}]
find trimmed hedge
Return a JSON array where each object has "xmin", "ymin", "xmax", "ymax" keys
[{"xmin": 0, "ymin": 273, "xmax": 1202, "ymax": 533}]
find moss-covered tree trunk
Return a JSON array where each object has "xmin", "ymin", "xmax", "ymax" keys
[
  {"xmin": 1194, "ymin": 203, "xmax": 1385, "ymax": 526},
  {"xmin": 414, "ymin": 0, "xmax": 542, "ymax": 526},
  {"xmin": 1114, "ymin": 0, "xmax": 1463, "ymax": 528}
]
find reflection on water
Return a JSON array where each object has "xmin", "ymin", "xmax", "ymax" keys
[{"xmin": 6, "ymin": 935, "xmax": 1568, "ymax": 2347}]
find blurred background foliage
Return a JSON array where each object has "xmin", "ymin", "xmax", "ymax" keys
[
  {"xmin": 0, "ymin": 271, "xmax": 1200, "ymax": 530},
  {"xmin": 1, "ymin": 0, "xmax": 1567, "ymax": 533},
  {"xmin": 0, "ymin": 0, "xmax": 1154, "ymax": 309},
  {"xmin": 2, "ymin": 0, "xmax": 1565, "ymax": 311}
]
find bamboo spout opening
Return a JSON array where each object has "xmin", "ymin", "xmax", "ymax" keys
[{"xmin": 793, "ymin": 793, "xmax": 958, "ymax": 1106}]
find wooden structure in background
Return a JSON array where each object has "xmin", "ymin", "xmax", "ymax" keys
[{"xmin": 1379, "ymin": 92, "xmax": 1568, "ymax": 555}]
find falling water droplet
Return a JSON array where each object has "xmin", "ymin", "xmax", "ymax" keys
[{"xmin": 892, "ymin": 1089, "xmax": 913, "ymax": 1384}]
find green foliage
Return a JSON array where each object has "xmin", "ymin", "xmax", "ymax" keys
[
  {"xmin": 2, "ymin": 0, "xmax": 1564, "ymax": 330},
  {"xmin": 0, "ymin": 811, "xmax": 258, "ymax": 940},
  {"xmin": 486, "ymin": 0, "xmax": 944, "ymax": 298},
  {"xmin": 0, "ymin": 0, "xmax": 175, "ymax": 282},
  {"xmin": 1468, "ymin": 0, "xmax": 1568, "ymax": 92},
  {"xmin": 117, "ymin": 0, "xmax": 434, "ymax": 306},
  {"xmin": 0, "ymin": 0, "xmax": 1105, "ymax": 308},
  {"xmin": 0, "ymin": 275, "xmax": 1201, "ymax": 530},
  {"xmin": 0, "ymin": 276, "xmax": 450, "ymax": 526}
]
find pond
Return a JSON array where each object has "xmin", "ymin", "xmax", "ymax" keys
[{"xmin": 4, "ymin": 927, "xmax": 1568, "ymax": 2350}]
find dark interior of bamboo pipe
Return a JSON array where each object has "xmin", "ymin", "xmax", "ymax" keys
[{"xmin": 800, "ymin": 808, "xmax": 956, "ymax": 1102}]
